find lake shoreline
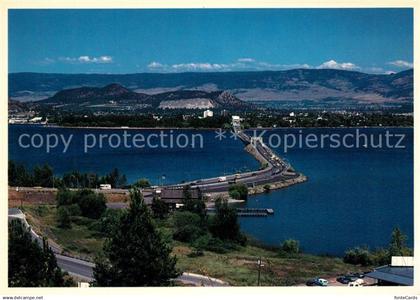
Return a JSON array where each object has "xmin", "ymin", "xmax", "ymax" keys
[{"xmin": 10, "ymin": 123, "xmax": 414, "ymax": 130}]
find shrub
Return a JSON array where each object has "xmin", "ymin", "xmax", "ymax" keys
[
  {"xmin": 35, "ymin": 205, "xmax": 48, "ymax": 217},
  {"xmin": 66, "ymin": 203, "xmax": 81, "ymax": 216},
  {"xmin": 57, "ymin": 206, "xmax": 71, "ymax": 229},
  {"xmin": 228, "ymin": 190, "xmax": 241, "ymax": 200},
  {"xmin": 171, "ymin": 211, "xmax": 202, "ymax": 229},
  {"xmin": 370, "ymin": 248, "xmax": 390, "ymax": 266},
  {"xmin": 171, "ymin": 211, "xmax": 204, "ymax": 243},
  {"xmin": 280, "ymin": 239, "xmax": 300, "ymax": 255},
  {"xmin": 78, "ymin": 193, "xmax": 107, "ymax": 219},
  {"xmin": 343, "ymin": 247, "xmax": 372, "ymax": 266},
  {"xmin": 173, "ymin": 224, "xmax": 203, "ymax": 243},
  {"xmin": 192, "ymin": 234, "xmax": 228, "ymax": 254},
  {"xmin": 228, "ymin": 184, "xmax": 248, "ymax": 200},
  {"xmin": 57, "ymin": 189, "xmax": 107, "ymax": 219},
  {"xmin": 56, "ymin": 189, "xmax": 76, "ymax": 206},
  {"xmin": 263, "ymin": 184, "xmax": 271, "ymax": 193},
  {"xmin": 133, "ymin": 178, "xmax": 151, "ymax": 188}
]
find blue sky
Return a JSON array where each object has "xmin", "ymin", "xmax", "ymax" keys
[{"xmin": 9, "ymin": 9, "xmax": 413, "ymax": 74}]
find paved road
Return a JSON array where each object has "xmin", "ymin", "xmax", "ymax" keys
[
  {"xmin": 55, "ymin": 251, "xmax": 228, "ymax": 286},
  {"xmin": 9, "ymin": 208, "xmax": 229, "ymax": 286},
  {"xmin": 56, "ymin": 254, "xmax": 95, "ymax": 282},
  {"xmin": 55, "ymin": 256, "xmax": 228, "ymax": 286}
]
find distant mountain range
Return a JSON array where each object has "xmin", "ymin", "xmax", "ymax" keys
[
  {"xmin": 39, "ymin": 83, "xmax": 251, "ymax": 110},
  {"xmin": 9, "ymin": 69, "xmax": 413, "ymax": 106}
]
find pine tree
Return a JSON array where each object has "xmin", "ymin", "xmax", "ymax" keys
[
  {"xmin": 209, "ymin": 197, "xmax": 244, "ymax": 244},
  {"xmin": 389, "ymin": 227, "xmax": 412, "ymax": 258},
  {"xmin": 8, "ymin": 219, "xmax": 73, "ymax": 287},
  {"xmin": 182, "ymin": 185, "xmax": 207, "ymax": 221},
  {"xmin": 94, "ymin": 188, "xmax": 178, "ymax": 286},
  {"xmin": 151, "ymin": 195, "xmax": 169, "ymax": 219}
]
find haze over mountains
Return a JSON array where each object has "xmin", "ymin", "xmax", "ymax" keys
[{"xmin": 9, "ymin": 69, "xmax": 413, "ymax": 109}]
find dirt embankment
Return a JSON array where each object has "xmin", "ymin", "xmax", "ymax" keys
[
  {"xmin": 248, "ymin": 174, "xmax": 307, "ymax": 195},
  {"xmin": 9, "ymin": 188, "xmax": 57, "ymax": 207},
  {"xmin": 244, "ymin": 144, "xmax": 268, "ymax": 166},
  {"xmin": 8, "ymin": 187, "xmax": 129, "ymax": 207}
]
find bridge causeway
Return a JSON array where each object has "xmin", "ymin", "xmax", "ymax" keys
[{"xmin": 151, "ymin": 116, "xmax": 305, "ymax": 204}]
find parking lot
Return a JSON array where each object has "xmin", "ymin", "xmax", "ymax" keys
[{"xmin": 298, "ymin": 275, "xmax": 376, "ymax": 287}]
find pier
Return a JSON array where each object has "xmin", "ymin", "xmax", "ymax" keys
[{"xmin": 206, "ymin": 207, "xmax": 275, "ymax": 217}]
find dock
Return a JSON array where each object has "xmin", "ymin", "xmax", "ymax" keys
[{"xmin": 206, "ymin": 207, "xmax": 274, "ymax": 217}]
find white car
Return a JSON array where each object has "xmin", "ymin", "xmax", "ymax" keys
[
  {"xmin": 348, "ymin": 279, "xmax": 364, "ymax": 287},
  {"xmin": 317, "ymin": 278, "xmax": 329, "ymax": 286}
]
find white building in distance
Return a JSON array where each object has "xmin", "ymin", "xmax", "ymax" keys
[
  {"xmin": 232, "ymin": 115, "xmax": 242, "ymax": 127},
  {"xmin": 203, "ymin": 110, "xmax": 214, "ymax": 118}
]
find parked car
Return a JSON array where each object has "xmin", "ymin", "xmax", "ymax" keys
[
  {"xmin": 348, "ymin": 279, "xmax": 364, "ymax": 287},
  {"xmin": 352, "ymin": 272, "xmax": 365, "ymax": 278},
  {"xmin": 336, "ymin": 276, "xmax": 352, "ymax": 284},
  {"xmin": 338, "ymin": 274, "xmax": 360, "ymax": 284},
  {"xmin": 306, "ymin": 278, "xmax": 328, "ymax": 286},
  {"xmin": 317, "ymin": 278, "xmax": 329, "ymax": 286},
  {"xmin": 306, "ymin": 279, "xmax": 321, "ymax": 286}
]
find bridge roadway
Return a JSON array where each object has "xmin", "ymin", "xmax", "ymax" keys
[{"xmin": 161, "ymin": 124, "xmax": 299, "ymax": 195}]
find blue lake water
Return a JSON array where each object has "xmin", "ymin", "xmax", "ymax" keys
[
  {"xmin": 9, "ymin": 125, "xmax": 413, "ymax": 256},
  {"xmin": 9, "ymin": 125, "xmax": 260, "ymax": 185},
  {"xmin": 239, "ymin": 128, "xmax": 413, "ymax": 255}
]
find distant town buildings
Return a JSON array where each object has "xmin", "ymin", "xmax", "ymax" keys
[
  {"xmin": 30, "ymin": 116, "xmax": 43, "ymax": 123},
  {"xmin": 232, "ymin": 115, "xmax": 242, "ymax": 127},
  {"xmin": 203, "ymin": 109, "xmax": 214, "ymax": 118},
  {"xmin": 78, "ymin": 282, "xmax": 90, "ymax": 288},
  {"xmin": 8, "ymin": 115, "xmax": 47, "ymax": 125}
]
